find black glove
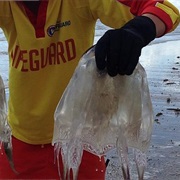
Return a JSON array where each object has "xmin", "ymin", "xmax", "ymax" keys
[{"xmin": 95, "ymin": 16, "xmax": 156, "ymax": 76}]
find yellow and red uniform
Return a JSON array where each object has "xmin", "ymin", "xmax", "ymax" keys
[{"xmin": 0, "ymin": 0, "xmax": 179, "ymax": 179}]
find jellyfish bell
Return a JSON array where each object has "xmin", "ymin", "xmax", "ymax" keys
[{"xmin": 52, "ymin": 46, "xmax": 154, "ymax": 180}]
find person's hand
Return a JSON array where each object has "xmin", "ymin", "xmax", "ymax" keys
[{"xmin": 95, "ymin": 16, "xmax": 156, "ymax": 76}]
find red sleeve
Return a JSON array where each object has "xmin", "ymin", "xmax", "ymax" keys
[{"xmin": 118, "ymin": 0, "xmax": 173, "ymax": 33}]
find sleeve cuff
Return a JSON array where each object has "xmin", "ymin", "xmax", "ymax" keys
[{"xmin": 141, "ymin": 6, "xmax": 173, "ymax": 34}]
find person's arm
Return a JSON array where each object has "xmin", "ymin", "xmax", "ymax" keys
[
  {"xmin": 0, "ymin": 1, "xmax": 12, "ymax": 28},
  {"xmin": 95, "ymin": 0, "xmax": 180, "ymax": 76},
  {"xmin": 117, "ymin": 0, "xmax": 180, "ymax": 34},
  {"xmin": 142, "ymin": 14, "xmax": 166, "ymax": 37}
]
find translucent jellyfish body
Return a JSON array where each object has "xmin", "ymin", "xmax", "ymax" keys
[
  {"xmin": 0, "ymin": 75, "xmax": 16, "ymax": 173},
  {"xmin": 52, "ymin": 46, "xmax": 154, "ymax": 180}
]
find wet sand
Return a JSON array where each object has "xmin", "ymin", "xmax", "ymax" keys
[
  {"xmin": 141, "ymin": 41, "xmax": 180, "ymax": 180},
  {"xmin": 105, "ymin": 41, "xmax": 180, "ymax": 180}
]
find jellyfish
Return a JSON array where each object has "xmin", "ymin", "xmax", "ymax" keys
[
  {"xmin": 52, "ymin": 46, "xmax": 154, "ymax": 180},
  {"xmin": 0, "ymin": 76, "xmax": 17, "ymax": 174}
]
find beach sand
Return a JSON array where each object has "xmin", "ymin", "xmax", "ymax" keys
[{"xmin": 105, "ymin": 41, "xmax": 180, "ymax": 180}]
